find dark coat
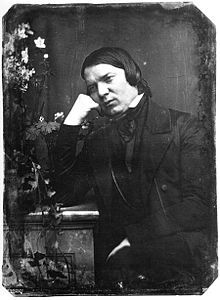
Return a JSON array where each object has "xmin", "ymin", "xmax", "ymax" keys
[{"xmin": 54, "ymin": 98, "xmax": 212, "ymax": 279}]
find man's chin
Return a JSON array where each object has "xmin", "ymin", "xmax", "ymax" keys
[
  {"xmin": 104, "ymin": 111, "xmax": 123, "ymax": 119},
  {"xmin": 103, "ymin": 107, "xmax": 127, "ymax": 119}
]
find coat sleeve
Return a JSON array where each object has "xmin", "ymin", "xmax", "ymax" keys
[
  {"xmin": 125, "ymin": 116, "xmax": 212, "ymax": 245},
  {"xmin": 53, "ymin": 124, "xmax": 93, "ymax": 206}
]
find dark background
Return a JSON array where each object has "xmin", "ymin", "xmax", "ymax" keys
[{"xmin": 4, "ymin": 3, "xmax": 215, "ymax": 122}]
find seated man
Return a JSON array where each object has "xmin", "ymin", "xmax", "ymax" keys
[{"xmin": 54, "ymin": 47, "xmax": 212, "ymax": 290}]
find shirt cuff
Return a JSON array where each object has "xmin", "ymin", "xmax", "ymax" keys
[{"xmin": 59, "ymin": 123, "xmax": 81, "ymax": 137}]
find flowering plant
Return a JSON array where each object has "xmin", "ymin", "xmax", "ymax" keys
[
  {"xmin": 3, "ymin": 23, "xmax": 35, "ymax": 92},
  {"xmin": 3, "ymin": 22, "xmax": 71, "ymax": 290},
  {"xmin": 26, "ymin": 113, "xmax": 63, "ymax": 141},
  {"xmin": 3, "ymin": 21, "xmax": 65, "ymax": 213},
  {"xmin": 5, "ymin": 111, "xmax": 65, "ymax": 214}
]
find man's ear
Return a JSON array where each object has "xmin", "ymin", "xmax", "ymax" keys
[{"xmin": 135, "ymin": 70, "xmax": 141, "ymax": 84}]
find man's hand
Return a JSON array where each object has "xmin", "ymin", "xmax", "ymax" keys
[
  {"xmin": 106, "ymin": 238, "xmax": 131, "ymax": 262},
  {"xmin": 64, "ymin": 94, "xmax": 100, "ymax": 126}
]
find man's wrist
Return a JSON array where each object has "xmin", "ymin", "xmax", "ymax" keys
[
  {"xmin": 64, "ymin": 113, "xmax": 84, "ymax": 126},
  {"xmin": 59, "ymin": 124, "xmax": 81, "ymax": 136}
]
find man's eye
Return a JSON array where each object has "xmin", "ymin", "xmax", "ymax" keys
[{"xmin": 105, "ymin": 77, "xmax": 113, "ymax": 83}]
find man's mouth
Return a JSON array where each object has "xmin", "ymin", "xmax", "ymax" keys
[{"xmin": 104, "ymin": 99, "xmax": 116, "ymax": 107}]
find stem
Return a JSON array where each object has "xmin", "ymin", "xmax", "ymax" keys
[
  {"xmin": 31, "ymin": 74, "xmax": 46, "ymax": 123},
  {"xmin": 58, "ymin": 247, "xmax": 71, "ymax": 286}
]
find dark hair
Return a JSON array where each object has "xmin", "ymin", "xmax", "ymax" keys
[{"xmin": 81, "ymin": 47, "xmax": 152, "ymax": 97}]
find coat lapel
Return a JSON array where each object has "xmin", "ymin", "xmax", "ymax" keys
[{"xmin": 141, "ymin": 100, "xmax": 174, "ymax": 196}]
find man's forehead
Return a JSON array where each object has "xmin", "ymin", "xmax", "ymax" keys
[{"xmin": 84, "ymin": 63, "xmax": 124, "ymax": 82}]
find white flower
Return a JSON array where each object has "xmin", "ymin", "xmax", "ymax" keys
[
  {"xmin": 81, "ymin": 124, "xmax": 89, "ymax": 130},
  {"xmin": 34, "ymin": 37, "xmax": 46, "ymax": 48},
  {"xmin": 14, "ymin": 23, "xmax": 33, "ymax": 39},
  {"xmin": 54, "ymin": 112, "xmax": 64, "ymax": 121},
  {"xmin": 20, "ymin": 83, "xmax": 28, "ymax": 92},
  {"xmin": 29, "ymin": 68, "xmax": 35, "ymax": 75},
  {"xmin": 16, "ymin": 23, "xmax": 28, "ymax": 39},
  {"xmin": 21, "ymin": 47, "xmax": 29, "ymax": 64},
  {"xmin": 26, "ymin": 29, "xmax": 34, "ymax": 35},
  {"xmin": 44, "ymin": 53, "xmax": 49, "ymax": 59},
  {"xmin": 47, "ymin": 191, "xmax": 56, "ymax": 198},
  {"xmin": 44, "ymin": 178, "xmax": 50, "ymax": 185},
  {"xmin": 39, "ymin": 116, "xmax": 45, "ymax": 122}
]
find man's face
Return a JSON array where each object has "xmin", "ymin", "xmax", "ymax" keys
[{"xmin": 84, "ymin": 64, "xmax": 138, "ymax": 117}]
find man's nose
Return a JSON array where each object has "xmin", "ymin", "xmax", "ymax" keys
[{"xmin": 97, "ymin": 82, "xmax": 109, "ymax": 97}]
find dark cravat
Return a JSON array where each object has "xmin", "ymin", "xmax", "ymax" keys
[
  {"xmin": 112, "ymin": 95, "xmax": 146, "ymax": 172},
  {"xmin": 117, "ymin": 119, "xmax": 136, "ymax": 143},
  {"xmin": 116, "ymin": 95, "xmax": 145, "ymax": 143}
]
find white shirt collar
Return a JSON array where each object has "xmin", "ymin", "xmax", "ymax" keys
[{"xmin": 128, "ymin": 93, "xmax": 144, "ymax": 108}]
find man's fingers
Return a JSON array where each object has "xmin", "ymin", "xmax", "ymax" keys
[
  {"xmin": 77, "ymin": 94, "xmax": 99, "ymax": 110},
  {"xmin": 64, "ymin": 94, "xmax": 100, "ymax": 125}
]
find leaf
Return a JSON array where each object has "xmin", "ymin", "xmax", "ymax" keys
[
  {"xmin": 35, "ymin": 120, "xmax": 47, "ymax": 129},
  {"xmin": 21, "ymin": 175, "xmax": 38, "ymax": 191},
  {"xmin": 28, "ymin": 259, "xmax": 40, "ymax": 267},
  {"xmin": 27, "ymin": 180, "xmax": 38, "ymax": 190},
  {"xmin": 42, "ymin": 121, "xmax": 60, "ymax": 135},
  {"xmin": 34, "ymin": 120, "xmax": 60, "ymax": 135},
  {"xmin": 48, "ymin": 121, "xmax": 60, "ymax": 130},
  {"xmin": 3, "ymin": 271, "xmax": 14, "ymax": 277},
  {"xmin": 34, "ymin": 251, "xmax": 46, "ymax": 261},
  {"xmin": 22, "ymin": 181, "xmax": 33, "ymax": 191},
  {"xmin": 54, "ymin": 241, "xmax": 59, "ymax": 249},
  {"xmin": 47, "ymin": 269, "xmax": 67, "ymax": 279},
  {"xmin": 25, "ymin": 125, "xmax": 41, "ymax": 140},
  {"xmin": 35, "ymin": 121, "xmax": 48, "ymax": 134},
  {"xmin": 54, "ymin": 215, "xmax": 62, "ymax": 226},
  {"xmin": 27, "ymin": 252, "xmax": 45, "ymax": 267}
]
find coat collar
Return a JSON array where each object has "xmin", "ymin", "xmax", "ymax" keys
[{"xmin": 145, "ymin": 98, "xmax": 172, "ymax": 134}]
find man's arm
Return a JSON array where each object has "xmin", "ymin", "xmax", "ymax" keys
[{"xmin": 53, "ymin": 94, "xmax": 99, "ymax": 205}]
